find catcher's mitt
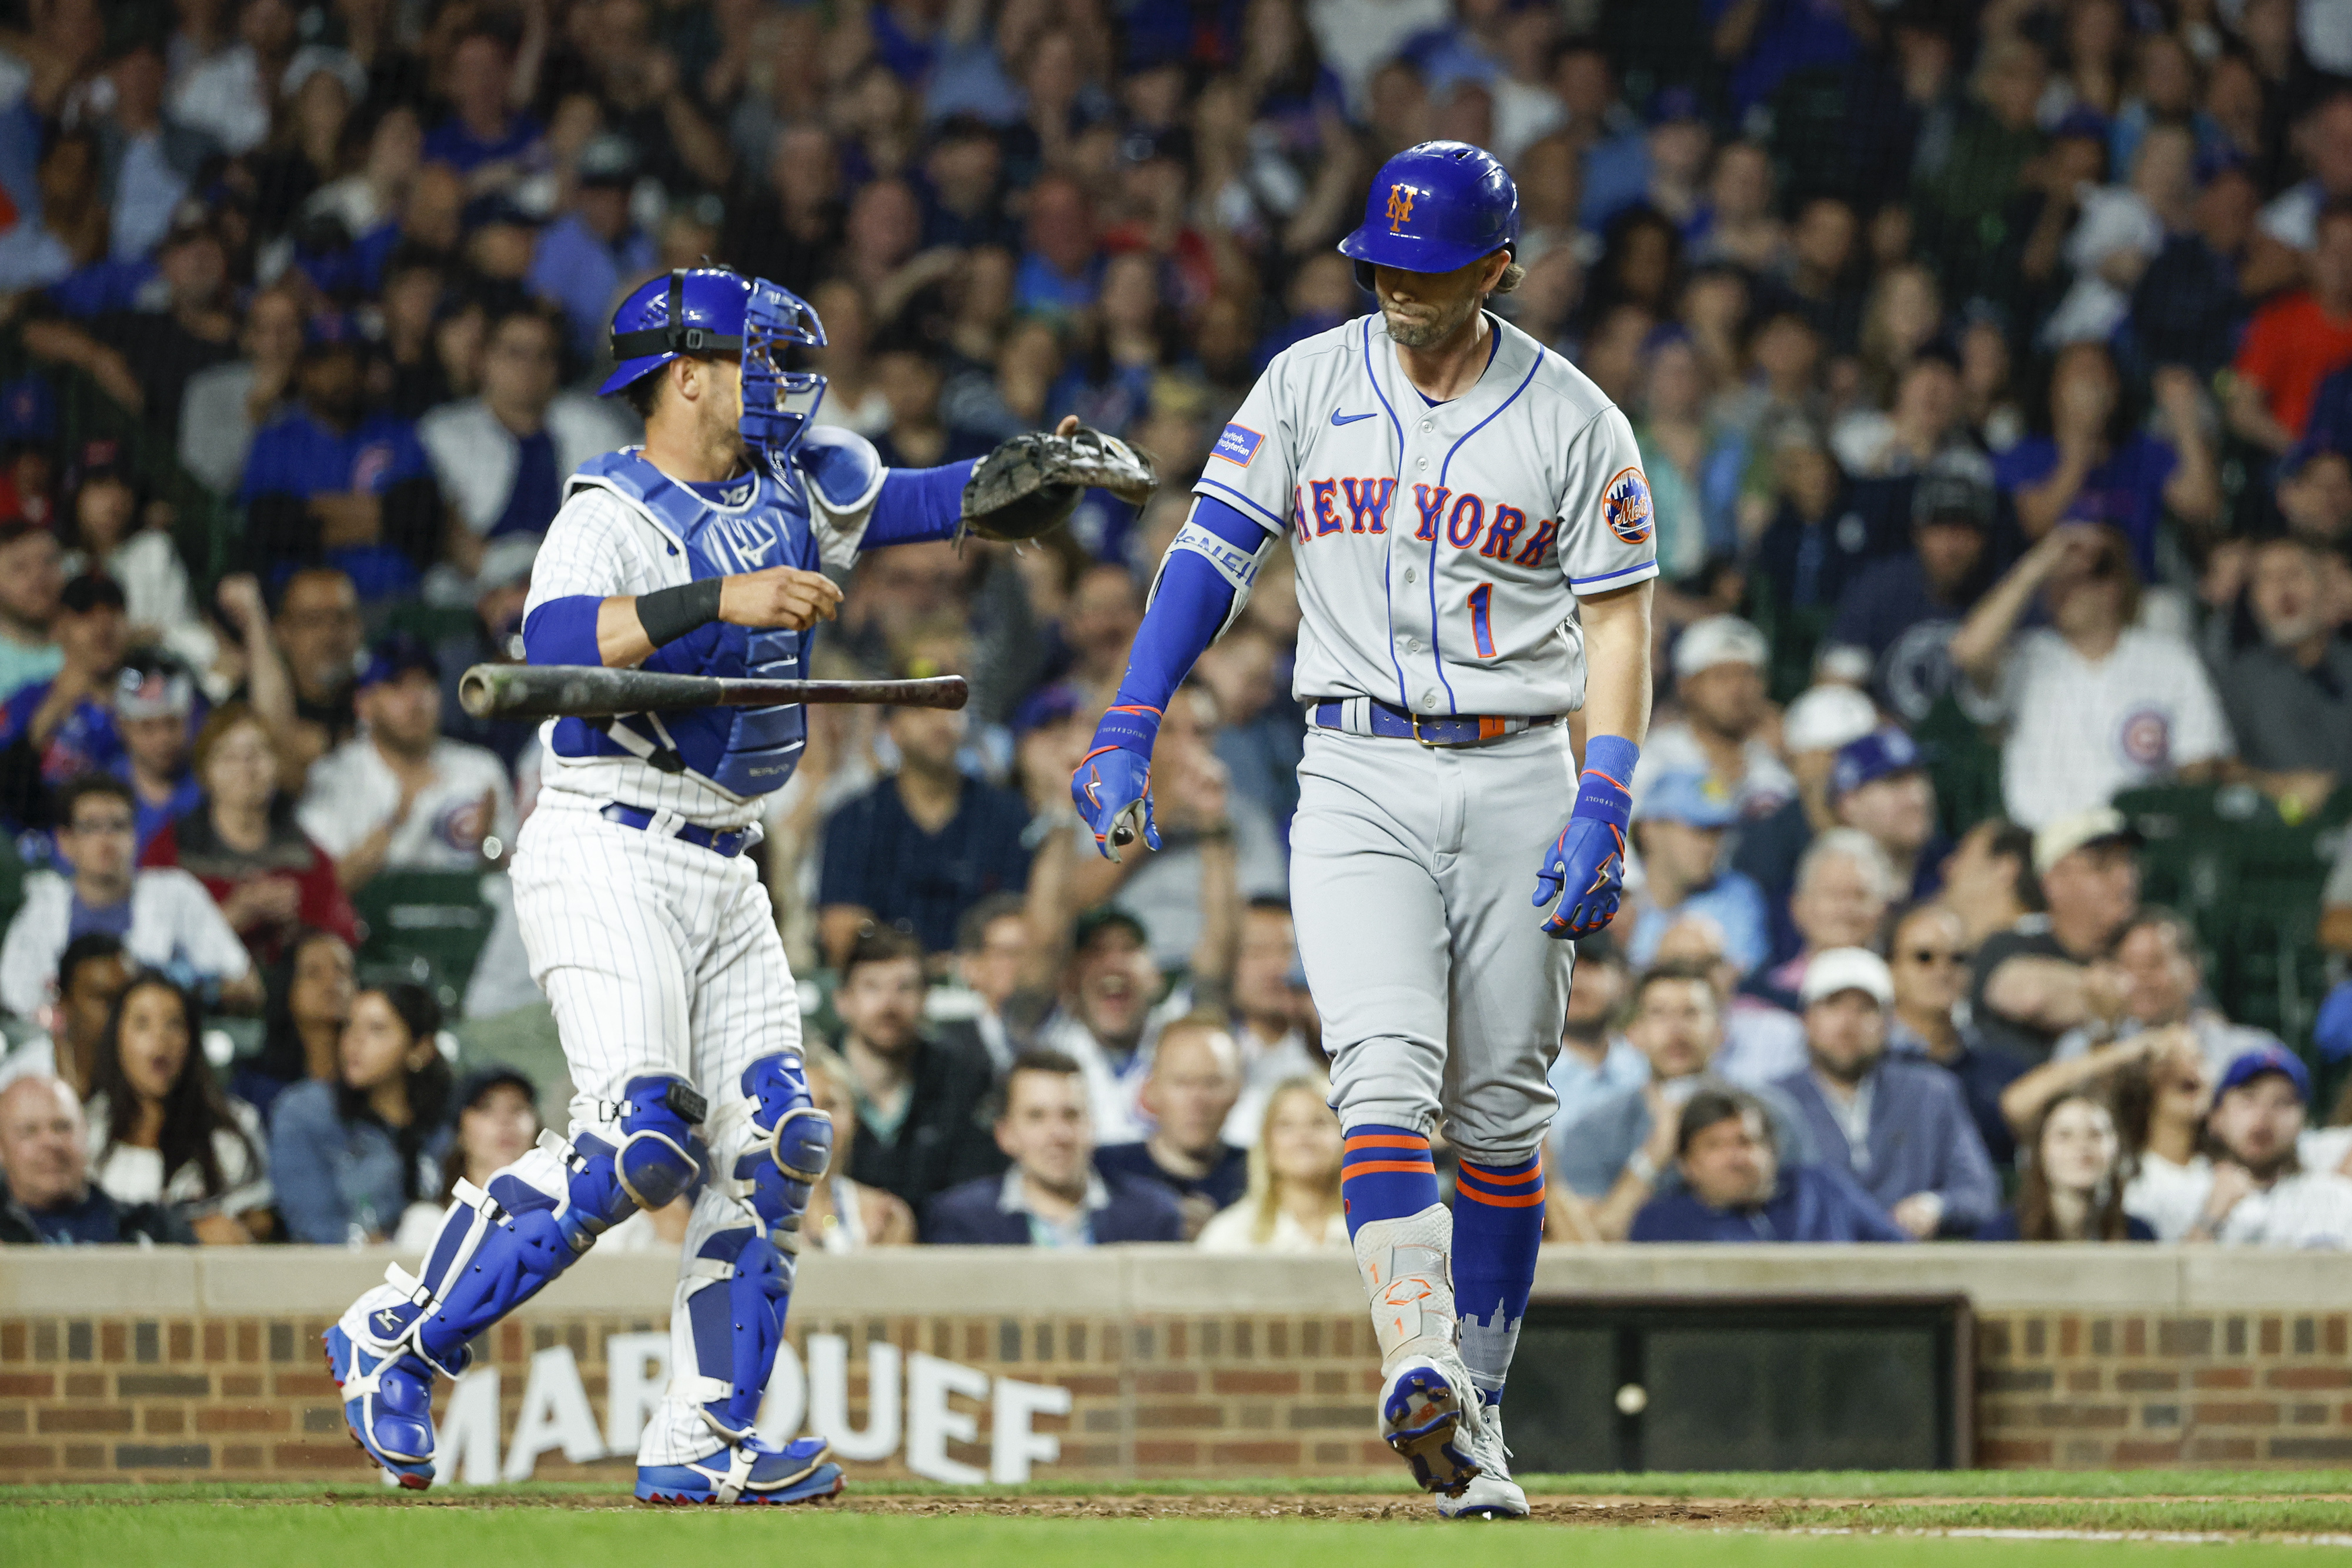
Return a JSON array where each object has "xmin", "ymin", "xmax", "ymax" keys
[{"xmin": 960, "ymin": 426, "xmax": 1158, "ymax": 543}]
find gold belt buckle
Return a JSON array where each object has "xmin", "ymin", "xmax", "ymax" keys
[{"xmin": 1409, "ymin": 711, "xmax": 1448, "ymax": 747}]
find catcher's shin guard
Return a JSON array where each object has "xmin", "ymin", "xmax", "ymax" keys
[
  {"xmin": 326, "ymin": 1075, "xmax": 705, "ymax": 1485},
  {"xmin": 668, "ymin": 1052, "xmax": 833, "ymax": 1445}
]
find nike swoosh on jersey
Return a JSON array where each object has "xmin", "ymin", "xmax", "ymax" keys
[{"xmin": 1329, "ymin": 410, "xmax": 1377, "ymax": 426}]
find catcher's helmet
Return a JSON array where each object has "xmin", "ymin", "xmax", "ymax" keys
[
  {"xmin": 600, "ymin": 265, "xmax": 828, "ymax": 466},
  {"xmin": 1337, "ymin": 141, "xmax": 1519, "ymax": 290}
]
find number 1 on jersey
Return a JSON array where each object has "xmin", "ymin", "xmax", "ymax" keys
[{"xmin": 1466, "ymin": 582, "xmax": 1496, "ymax": 658}]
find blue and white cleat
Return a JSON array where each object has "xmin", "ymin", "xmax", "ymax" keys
[
  {"xmin": 322, "ymin": 1320, "xmax": 439, "ymax": 1489},
  {"xmin": 1435, "ymin": 1395, "xmax": 1528, "ymax": 1519},
  {"xmin": 1378, "ymin": 1355, "xmax": 1482, "ymax": 1496},
  {"xmin": 636, "ymin": 1436, "xmax": 844, "ymax": 1506}
]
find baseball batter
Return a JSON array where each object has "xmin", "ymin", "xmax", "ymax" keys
[
  {"xmin": 322, "ymin": 268, "xmax": 1081, "ymax": 1506},
  {"xmin": 1074, "ymin": 142, "xmax": 1656, "ymax": 1518}
]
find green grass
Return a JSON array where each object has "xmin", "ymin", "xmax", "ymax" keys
[
  {"xmin": 5, "ymin": 1506, "xmax": 2350, "ymax": 1568},
  {"xmin": 8, "ymin": 1470, "xmax": 2351, "ymax": 1503}
]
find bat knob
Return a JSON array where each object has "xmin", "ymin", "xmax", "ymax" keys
[{"xmin": 1111, "ymin": 825, "xmax": 1135, "ymax": 848}]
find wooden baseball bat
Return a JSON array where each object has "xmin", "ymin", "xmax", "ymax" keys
[{"xmin": 458, "ymin": 663, "xmax": 968, "ymax": 720}]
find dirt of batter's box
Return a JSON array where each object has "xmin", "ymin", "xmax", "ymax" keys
[{"xmin": 830, "ymin": 1495, "xmax": 1792, "ymax": 1525}]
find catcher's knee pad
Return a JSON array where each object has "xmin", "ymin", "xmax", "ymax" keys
[
  {"xmin": 677, "ymin": 1224, "xmax": 790, "ymax": 1442},
  {"xmin": 731, "ymin": 1053, "xmax": 832, "ymax": 1251},
  {"xmin": 607, "ymin": 1073, "xmax": 707, "ymax": 1213}
]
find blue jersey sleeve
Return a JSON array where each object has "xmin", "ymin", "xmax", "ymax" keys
[
  {"xmin": 1106, "ymin": 494, "xmax": 1267, "ymax": 716},
  {"xmin": 861, "ymin": 461, "xmax": 978, "ymax": 549}
]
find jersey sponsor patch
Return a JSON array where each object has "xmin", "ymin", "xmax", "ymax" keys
[
  {"xmin": 1601, "ymin": 467, "xmax": 1654, "ymax": 545},
  {"xmin": 1211, "ymin": 423, "xmax": 1264, "ymax": 468}
]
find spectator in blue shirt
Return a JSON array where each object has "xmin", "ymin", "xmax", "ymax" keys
[
  {"xmin": 1013, "ymin": 173, "xmax": 1100, "ymax": 316},
  {"xmin": 0, "ymin": 1074, "xmax": 191, "ymax": 1245},
  {"xmin": 1829, "ymin": 727, "xmax": 1946, "ymax": 903},
  {"xmin": 1770, "ymin": 947, "xmax": 2000, "ymax": 1236},
  {"xmin": 1629, "ymin": 1084, "xmax": 1907, "ymax": 1242},
  {"xmin": 1625, "ymin": 770, "xmax": 1771, "ymax": 976},
  {"xmin": 238, "ymin": 329, "xmax": 442, "ymax": 601},
  {"xmin": 1094, "ymin": 1018, "xmax": 1249, "ymax": 1238},
  {"xmin": 269, "ymin": 982, "xmax": 452, "ymax": 1244},
  {"xmin": 817, "ymin": 698, "xmax": 1031, "ymax": 964},
  {"xmin": 923, "ymin": 1049, "xmax": 1184, "ymax": 1246},
  {"xmin": 526, "ymin": 135, "xmax": 656, "ymax": 362},
  {"xmin": 0, "ymin": 573, "xmax": 128, "ymax": 832},
  {"xmin": 1994, "ymin": 346, "xmax": 2221, "ymax": 583},
  {"xmin": 422, "ymin": 30, "xmax": 544, "ymax": 184}
]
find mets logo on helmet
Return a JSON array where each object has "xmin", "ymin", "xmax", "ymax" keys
[
  {"xmin": 1602, "ymin": 467, "xmax": 1654, "ymax": 545},
  {"xmin": 1386, "ymin": 184, "xmax": 1416, "ymax": 232}
]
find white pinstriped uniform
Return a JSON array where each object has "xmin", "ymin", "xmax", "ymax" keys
[
  {"xmin": 1194, "ymin": 310, "xmax": 1658, "ymax": 1158},
  {"xmin": 509, "ymin": 470, "xmax": 869, "ymax": 1465}
]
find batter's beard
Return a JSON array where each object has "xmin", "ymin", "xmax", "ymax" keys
[{"xmin": 1382, "ymin": 297, "xmax": 1475, "ymax": 349}]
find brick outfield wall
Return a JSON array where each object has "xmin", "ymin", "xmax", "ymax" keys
[{"xmin": 5, "ymin": 1303, "xmax": 2351, "ymax": 1483}]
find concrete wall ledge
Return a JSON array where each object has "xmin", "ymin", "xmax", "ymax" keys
[{"xmin": 5, "ymin": 1243, "xmax": 2348, "ymax": 1317}]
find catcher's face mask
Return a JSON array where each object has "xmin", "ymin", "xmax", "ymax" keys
[{"xmin": 740, "ymin": 278, "xmax": 828, "ymax": 473}]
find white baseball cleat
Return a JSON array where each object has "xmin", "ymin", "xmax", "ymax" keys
[
  {"xmin": 1378, "ymin": 1353, "xmax": 1482, "ymax": 1496},
  {"xmin": 1435, "ymin": 1394, "xmax": 1528, "ymax": 1519}
]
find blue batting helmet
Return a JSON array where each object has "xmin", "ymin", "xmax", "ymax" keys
[
  {"xmin": 1337, "ymin": 141, "xmax": 1519, "ymax": 289},
  {"xmin": 602, "ymin": 266, "xmax": 828, "ymax": 464}
]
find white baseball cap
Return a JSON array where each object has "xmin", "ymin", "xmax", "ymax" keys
[
  {"xmin": 1782, "ymin": 683, "xmax": 1879, "ymax": 755},
  {"xmin": 2031, "ymin": 807, "xmax": 2140, "ymax": 878},
  {"xmin": 1798, "ymin": 947, "xmax": 1894, "ymax": 1008},
  {"xmin": 1672, "ymin": 614, "xmax": 1768, "ymax": 680}
]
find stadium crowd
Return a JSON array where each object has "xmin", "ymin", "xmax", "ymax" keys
[{"xmin": 4, "ymin": 0, "xmax": 2352, "ymax": 1252}]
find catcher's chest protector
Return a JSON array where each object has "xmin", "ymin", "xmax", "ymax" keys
[{"xmin": 564, "ymin": 450, "xmax": 817, "ymax": 797}]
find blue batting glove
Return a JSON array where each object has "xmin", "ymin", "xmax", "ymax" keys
[
  {"xmin": 1534, "ymin": 735, "xmax": 1639, "ymax": 940},
  {"xmin": 1072, "ymin": 703, "xmax": 1164, "ymax": 862}
]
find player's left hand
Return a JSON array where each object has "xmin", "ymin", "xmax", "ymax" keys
[{"xmin": 1532, "ymin": 815, "xmax": 1626, "ymax": 938}]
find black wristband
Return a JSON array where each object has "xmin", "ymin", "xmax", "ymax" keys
[{"xmin": 636, "ymin": 578, "xmax": 724, "ymax": 647}]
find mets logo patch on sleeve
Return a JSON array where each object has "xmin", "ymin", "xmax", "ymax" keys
[
  {"xmin": 1211, "ymin": 423, "xmax": 1264, "ymax": 467},
  {"xmin": 1602, "ymin": 467, "xmax": 1654, "ymax": 544}
]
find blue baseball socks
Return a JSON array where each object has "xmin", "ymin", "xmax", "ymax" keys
[{"xmin": 1451, "ymin": 1154, "xmax": 1545, "ymax": 1409}]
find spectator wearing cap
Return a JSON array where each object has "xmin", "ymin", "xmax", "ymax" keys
[
  {"xmin": 112, "ymin": 654, "xmax": 204, "ymax": 857},
  {"xmin": 297, "ymin": 634, "xmax": 516, "ymax": 894},
  {"xmin": 922, "ymin": 1048, "xmax": 1185, "ymax": 1247},
  {"xmin": 422, "ymin": 29, "xmax": 544, "ymax": 184},
  {"xmin": 180, "ymin": 286, "xmax": 304, "ymax": 499},
  {"xmin": 0, "ymin": 1075, "xmax": 191, "ymax": 1245},
  {"xmin": 1970, "ymin": 807, "xmax": 2141, "ymax": 1064},
  {"xmin": 1627, "ymin": 1085, "xmax": 1907, "ymax": 1243},
  {"xmin": 1995, "ymin": 344, "xmax": 2219, "ymax": 583},
  {"xmin": 1743, "ymin": 828, "xmax": 1899, "ymax": 1014},
  {"xmin": 238, "ymin": 323, "xmax": 442, "ymax": 603},
  {"xmin": 1638, "ymin": 615, "xmax": 1796, "ymax": 821},
  {"xmin": 1820, "ymin": 457, "xmax": 1997, "ymax": 725},
  {"xmin": 1830, "ymin": 727, "xmax": 1945, "ymax": 902},
  {"xmin": 2169, "ymin": 1046, "xmax": 2352, "ymax": 1248},
  {"xmin": 0, "ymin": 521, "xmax": 65, "ymax": 703},
  {"xmin": 817, "ymin": 693, "xmax": 1033, "ymax": 967},
  {"xmin": 1886, "ymin": 901, "xmax": 2029, "ymax": 1168},
  {"xmin": 434, "ymin": 534, "xmax": 540, "ymax": 771},
  {"xmin": 142, "ymin": 703, "xmax": 359, "ymax": 970},
  {"xmin": 2229, "ymin": 204, "xmax": 2352, "ymax": 456},
  {"xmin": 0, "ymin": 773, "xmax": 258, "ymax": 1021},
  {"xmin": 0, "ymin": 571, "xmax": 129, "ymax": 833},
  {"xmin": 1770, "ymin": 947, "xmax": 1999, "ymax": 1238},
  {"xmin": 1951, "ymin": 522, "xmax": 2231, "ymax": 830},
  {"xmin": 1626, "ymin": 771, "xmax": 1770, "ymax": 977},
  {"xmin": 831, "ymin": 926, "xmax": 1005, "ymax": 1215},
  {"xmin": 392, "ymin": 1062, "xmax": 542, "ymax": 1251},
  {"xmin": 419, "ymin": 304, "xmax": 630, "ymax": 584},
  {"xmin": 524, "ymin": 135, "xmax": 657, "ymax": 360},
  {"xmin": 2213, "ymin": 534, "xmax": 2352, "ymax": 805}
]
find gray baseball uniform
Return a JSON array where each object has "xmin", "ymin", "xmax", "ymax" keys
[{"xmin": 1197, "ymin": 309, "xmax": 1658, "ymax": 1159}]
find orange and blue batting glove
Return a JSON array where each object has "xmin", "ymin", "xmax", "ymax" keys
[{"xmin": 1534, "ymin": 735, "xmax": 1638, "ymax": 939}]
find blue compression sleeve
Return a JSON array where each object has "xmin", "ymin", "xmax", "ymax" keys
[
  {"xmin": 522, "ymin": 594, "xmax": 603, "ymax": 667},
  {"xmin": 859, "ymin": 460, "xmax": 978, "ymax": 550},
  {"xmin": 1107, "ymin": 495, "xmax": 1268, "ymax": 716}
]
